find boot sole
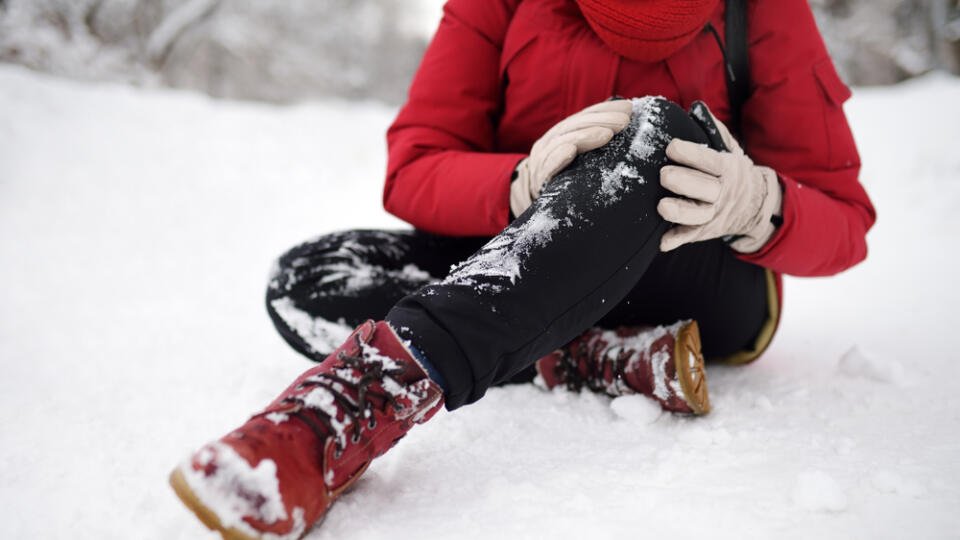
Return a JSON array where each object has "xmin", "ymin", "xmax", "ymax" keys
[
  {"xmin": 674, "ymin": 321, "xmax": 710, "ymax": 415},
  {"xmin": 169, "ymin": 467, "xmax": 261, "ymax": 540}
]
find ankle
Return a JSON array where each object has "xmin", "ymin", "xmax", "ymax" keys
[
  {"xmin": 407, "ymin": 344, "xmax": 450, "ymax": 394},
  {"xmin": 385, "ymin": 321, "xmax": 450, "ymax": 394}
]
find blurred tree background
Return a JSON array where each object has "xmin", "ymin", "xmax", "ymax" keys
[
  {"xmin": 810, "ymin": 0, "xmax": 960, "ymax": 84},
  {"xmin": 0, "ymin": 0, "xmax": 958, "ymax": 104}
]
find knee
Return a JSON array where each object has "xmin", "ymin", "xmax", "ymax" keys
[
  {"xmin": 624, "ymin": 96, "xmax": 705, "ymax": 149},
  {"xmin": 637, "ymin": 96, "xmax": 686, "ymax": 119},
  {"xmin": 541, "ymin": 97, "xmax": 700, "ymax": 212},
  {"xmin": 266, "ymin": 230, "xmax": 362, "ymax": 301}
]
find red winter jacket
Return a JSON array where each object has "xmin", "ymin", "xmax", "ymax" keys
[{"xmin": 384, "ymin": 0, "xmax": 875, "ymax": 282}]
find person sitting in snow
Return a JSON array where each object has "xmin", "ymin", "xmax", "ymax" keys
[{"xmin": 170, "ymin": 0, "xmax": 875, "ymax": 537}]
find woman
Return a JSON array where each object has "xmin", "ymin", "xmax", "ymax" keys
[{"xmin": 170, "ymin": 1, "xmax": 875, "ymax": 538}]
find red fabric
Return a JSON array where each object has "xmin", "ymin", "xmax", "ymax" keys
[
  {"xmin": 575, "ymin": 0, "xmax": 720, "ymax": 61},
  {"xmin": 384, "ymin": 0, "xmax": 875, "ymax": 288}
]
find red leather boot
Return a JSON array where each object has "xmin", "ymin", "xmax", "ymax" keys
[
  {"xmin": 536, "ymin": 320, "xmax": 709, "ymax": 415},
  {"xmin": 169, "ymin": 320, "xmax": 444, "ymax": 540}
]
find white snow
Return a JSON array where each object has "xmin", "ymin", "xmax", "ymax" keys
[
  {"xmin": 628, "ymin": 96, "xmax": 670, "ymax": 163},
  {"xmin": 443, "ymin": 206, "xmax": 560, "ymax": 292},
  {"xmin": 837, "ymin": 345, "xmax": 906, "ymax": 384},
  {"xmin": 1, "ymin": 65, "xmax": 959, "ymax": 539},
  {"xmin": 180, "ymin": 442, "xmax": 306, "ymax": 540},
  {"xmin": 598, "ymin": 162, "xmax": 642, "ymax": 204},
  {"xmin": 598, "ymin": 320, "xmax": 686, "ymax": 398},
  {"xmin": 791, "ymin": 470, "xmax": 849, "ymax": 513},
  {"xmin": 265, "ymin": 412, "xmax": 289, "ymax": 425},
  {"xmin": 610, "ymin": 395, "xmax": 663, "ymax": 424},
  {"xmin": 300, "ymin": 386, "xmax": 350, "ymax": 449},
  {"xmin": 269, "ymin": 297, "xmax": 353, "ymax": 355},
  {"xmin": 871, "ymin": 470, "xmax": 926, "ymax": 498},
  {"xmin": 592, "ymin": 97, "xmax": 665, "ymax": 207},
  {"xmin": 691, "ymin": 102, "xmax": 715, "ymax": 130}
]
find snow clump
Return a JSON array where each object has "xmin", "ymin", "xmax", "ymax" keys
[
  {"xmin": 791, "ymin": 470, "xmax": 849, "ymax": 513},
  {"xmin": 871, "ymin": 470, "xmax": 926, "ymax": 498},
  {"xmin": 610, "ymin": 395, "xmax": 663, "ymax": 424},
  {"xmin": 837, "ymin": 345, "xmax": 905, "ymax": 384},
  {"xmin": 179, "ymin": 442, "xmax": 306, "ymax": 540}
]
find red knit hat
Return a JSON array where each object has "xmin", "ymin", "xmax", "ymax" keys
[{"xmin": 574, "ymin": 0, "xmax": 720, "ymax": 62}]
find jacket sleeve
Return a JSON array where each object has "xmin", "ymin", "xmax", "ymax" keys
[
  {"xmin": 735, "ymin": 0, "xmax": 876, "ymax": 277},
  {"xmin": 383, "ymin": 0, "xmax": 526, "ymax": 236}
]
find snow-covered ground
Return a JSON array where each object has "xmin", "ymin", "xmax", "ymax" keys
[{"xmin": 1, "ymin": 65, "xmax": 958, "ymax": 539}]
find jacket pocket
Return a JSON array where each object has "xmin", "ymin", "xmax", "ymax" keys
[
  {"xmin": 812, "ymin": 58, "xmax": 857, "ymax": 170},
  {"xmin": 813, "ymin": 58, "xmax": 852, "ymax": 107}
]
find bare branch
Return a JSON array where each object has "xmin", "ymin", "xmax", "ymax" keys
[{"xmin": 146, "ymin": 0, "xmax": 220, "ymax": 66}]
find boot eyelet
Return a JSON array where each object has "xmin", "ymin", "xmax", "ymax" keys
[
  {"xmin": 367, "ymin": 418, "xmax": 377, "ymax": 429},
  {"xmin": 351, "ymin": 433, "xmax": 361, "ymax": 444},
  {"xmin": 334, "ymin": 447, "xmax": 343, "ymax": 459}
]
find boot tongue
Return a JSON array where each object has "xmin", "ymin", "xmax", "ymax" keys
[
  {"xmin": 345, "ymin": 320, "xmax": 428, "ymax": 384},
  {"xmin": 367, "ymin": 322, "xmax": 435, "ymax": 383},
  {"xmin": 574, "ymin": 0, "xmax": 719, "ymax": 62},
  {"xmin": 353, "ymin": 319, "xmax": 378, "ymax": 347}
]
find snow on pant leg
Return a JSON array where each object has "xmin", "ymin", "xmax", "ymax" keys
[
  {"xmin": 387, "ymin": 97, "xmax": 715, "ymax": 409},
  {"xmin": 265, "ymin": 229, "xmax": 488, "ymax": 360},
  {"xmin": 598, "ymin": 238, "xmax": 768, "ymax": 359}
]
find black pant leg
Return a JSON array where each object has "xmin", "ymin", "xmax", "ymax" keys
[
  {"xmin": 598, "ymin": 239, "xmax": 768, "ymax": 359},
  {"xmin": 387, "ymin": 97, "xmax": 727, "ymax": 409},
  {"xmin": 266, "ymin": 229, "xmax": 487, "ymax": 360}
]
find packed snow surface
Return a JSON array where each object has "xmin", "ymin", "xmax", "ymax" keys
[{"xmin": 1, "ymin": 66, "xmax": 959, "ymax": 539}]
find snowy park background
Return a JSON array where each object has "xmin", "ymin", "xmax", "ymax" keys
[{"xmin": 2, "ymin": 1, "xmax": 960, "ymax": 539}]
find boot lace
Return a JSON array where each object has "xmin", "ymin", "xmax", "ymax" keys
[
  {"xmin": 553, "ymin": 340, "xmax": 633, "ymax": 396},
  {"xmin": 277, "ymin": 333, "xmax": 413, "ymax": 458}
]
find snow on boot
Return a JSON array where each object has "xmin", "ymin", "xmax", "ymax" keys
[
  {"xmin": 536, "ymin": 320, "xmax": 709, "ymax": 414},
  {"xmin": 169, "ymin": 320, "xmax": 444, "ymax": 540}
]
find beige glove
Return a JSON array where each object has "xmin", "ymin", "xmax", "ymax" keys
[
  {"xmin": 657, "ymin": 106, "xmax": 782, "ymax": 253},
  {"xmin": 510, "ymin": 100, "xmax": 633, "ymax": 217}
]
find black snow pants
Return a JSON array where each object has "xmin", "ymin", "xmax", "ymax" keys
[{"xmin": 266, "ymin": 98, "xmax": 769, "ymax": 410}]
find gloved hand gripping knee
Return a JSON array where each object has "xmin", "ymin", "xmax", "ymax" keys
[{"xmin": 657, "ymin": 101, "xmax": 783, "ymax": 253}]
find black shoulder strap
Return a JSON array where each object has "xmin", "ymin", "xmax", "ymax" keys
[{"xmin": 724, "ymin": 0, "xmax": 749, "ymax": 134}]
